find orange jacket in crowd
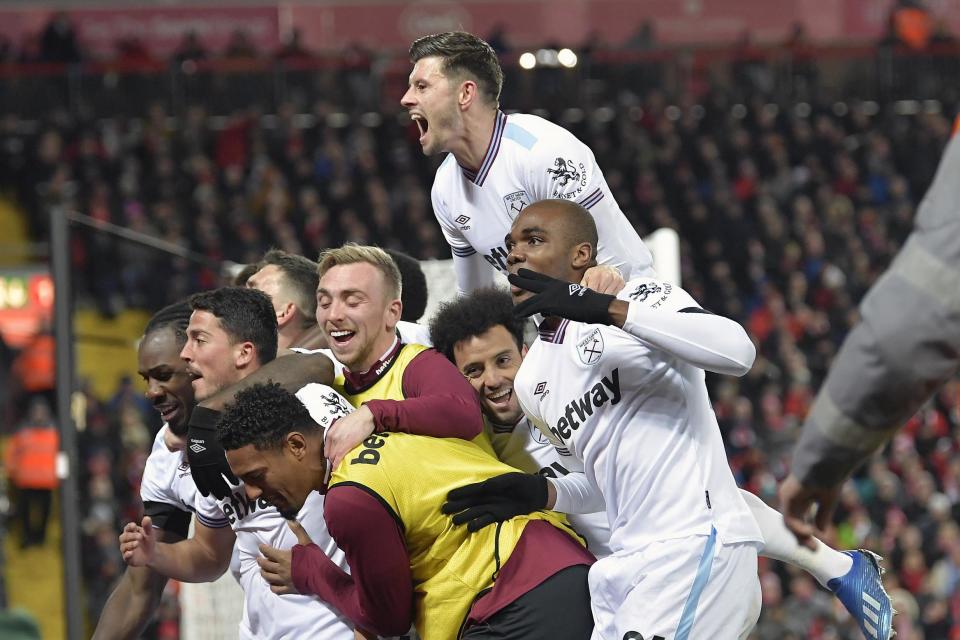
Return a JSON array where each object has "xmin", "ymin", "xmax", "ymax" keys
[
  {"xmin": 4, "ymin": 424, "xmax": 59, "ymax": 490},
  {"xmin": 12, "ymin": 333, "xmax": 55, "ymax": 394},
  {"xmin": 893, "ymin": 6, "xmax": 933, "ymax": 50}
]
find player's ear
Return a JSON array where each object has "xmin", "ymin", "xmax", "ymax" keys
[
  {"xmin": 235, "ymin": 341, "xmax": 256, "ymax": 368},
  {"xmin": 385, "ymin": 297, "xmax": 402, "ymax": 330},
  {"xmin": 284, "ymin": 432, "xmax": 307, "ymax": 460},
  {"xmin": 570, "ymin": 241, "xmax": 594, "ymax": 270},
  {"xmin": 458, "ymin": 79, "xmax": 478, "ymax": 110},
  {"xmin": 277, "ymin": 301, "xmax": 296, "ymax": 328},
  {"xmin": 520, "ymin": 343, "xmax": 528, "ymax": 359}
]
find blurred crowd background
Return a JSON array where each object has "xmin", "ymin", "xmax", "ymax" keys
[{"xmin": 1, "ymin": 1, "xmax": 960, "ymax": 638}]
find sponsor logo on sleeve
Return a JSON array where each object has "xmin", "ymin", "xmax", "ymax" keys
[
  {"xmin": 455, "ymin": 214, "xmax": 471, "ymax": 230},
  {"xmin": 546, "ymin": 157, "xmax": 587, "ymax": 198}
]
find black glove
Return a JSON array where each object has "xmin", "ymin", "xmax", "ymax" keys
[
  {"xmin": 442, "ymin": 472, "xmax": 548, "ymax": 532},
  {"xmin": 187, "ymin": 406, "xmax": 238, "ymax": 500},
  {"xmin": 508, "ymin": 268, "xmax": 616, "ymax": 325}
]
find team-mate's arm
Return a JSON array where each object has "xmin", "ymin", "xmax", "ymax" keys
[
  {"xmin": 198, "ymin": 352, "xmax": 335, "ymax": 411},
  {"xmin": 510, "ymin": 270, "xmax": 755, "ymax": 376},
  {"xmin": 452, "ymin": 252, "xmax": 497, "ymax": 296},
  {"xmin": 290, "ymin": 486, "xmax": 414, "ymax": 637},
  {"xmin": 93, "ymin": 527, "xmax": 184, "ymax": 639},
  {"xmin": 369, "ymin": 348, "xmax": 483, "ymax": 437},
  {"xmin": 120, "ymin": 516, "xmax": 235, "ymax": 583},
  {"xmin": 325, "ymin": 349, "xmax": 484, "ymax": 466}
]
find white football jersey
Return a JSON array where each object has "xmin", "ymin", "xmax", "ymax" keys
[
  {"xmin": 486, "ymin": 416, "xmax": 611, "ymax": 557},
  {"xmin": 141, "ymin": 425, "xmax": 229, "ymax": 531},
  {"xmin": 195, "ymin": 384, "xmax": 355, "ymax": 639},
  {"xmin": 432, "ymin": 111, "xmax": 655, "ymax": 293},
  {"xmin": 513, "ymin": 278, "xmax": 763, "ymax": 554}
]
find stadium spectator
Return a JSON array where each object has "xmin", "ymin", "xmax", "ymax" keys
[
  {"xmin": 39, "ymin": 11, "xmax": 81, "ymax": 64},
  {"xmin": 4, "ymin": 398, "xmax": 58, "ymax": 548}
]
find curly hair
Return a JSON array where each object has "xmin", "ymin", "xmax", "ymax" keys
[
  {"xmin": 428, "ymin": 288, "xmax": 524, "ymax": 363},
  {"xmin": 218, "ymin": 382, "xmax": 319, "ymax": 451},
  {"xmin": 143, "ymin": 300, "xmax": 192, "ymax": 347},
  {"xmin": 188, "ymin": 287, "xmax": 278, "ymax": 365}
]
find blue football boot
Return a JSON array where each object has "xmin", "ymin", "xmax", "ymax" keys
[{"xmin": 827, "ymin": 549, "xmax": 895, "ymax": 640}]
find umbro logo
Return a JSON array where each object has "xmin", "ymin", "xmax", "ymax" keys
[
  {"xmin": 455, "ymin": 214, "xmax": 471, "ymax": 229},
  {"xmin": 534, "ymin": 381, "xmax": 548, "ymax": 396},
  {"xmin": 189, "ymin": 443, "xmax": 206, "ymax": 454},
  {"xmin": 568, "ymin": 284, "xmax": 585, "ymax": 296}
]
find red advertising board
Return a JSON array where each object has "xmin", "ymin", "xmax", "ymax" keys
[
  {"xmin": 0, "ymin": 270, "xmax": 54, "ymax": 349},
  {"xmin": 0, "ymin": 5, "xmax": 279, "ymax": 58},
  {"xmin": 0, "ymin": 0, "xmax": 958, "ymax": 57}
]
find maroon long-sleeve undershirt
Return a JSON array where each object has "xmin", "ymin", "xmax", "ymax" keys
[
  {"xmin": 291, "ymin": 485, "xmax": 595, "ymax": 636},
  {"xmin": 291, "ymin": 485, "xmax": 414, "ymax": 637},
  {"xmin": 363, "ymin": 348, "xmax": 484, "ymax": 439}
]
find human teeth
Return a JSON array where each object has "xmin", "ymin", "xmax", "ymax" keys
[
  {"xmin": 489, "ymin": 389, "xmax": 511, "ymax": 400},
  {"xmin": 330, "ymin": 330, "xmax": 353, "ymax": 337}
]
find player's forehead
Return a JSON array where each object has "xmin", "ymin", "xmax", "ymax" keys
[
  {"xmin": 454, "ymin": 325, "xmax": 520, "ymax": 366},
  {"xmin": 187, "ymin": 309, "xmax": 219, "ymax": 331},
  {"xmin": 409, "ymin": 56, "xmax": 447, "ymax": 84},
  {"xmin": 225, "ymin": 444, "xmax": 268, "ymax": 476},
  {"xmin": 318, "ymin": 262, "xmax": 384, "ymax": 296},
  {"xmin": 247, "ymin": 264, "xmax": 282, "ymax": 289},
  {"xmin": 138, "ymin": 331, "xmax": 182, "ymax": 371}
]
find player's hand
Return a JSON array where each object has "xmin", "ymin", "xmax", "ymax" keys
[
  {"xmin": 581, "ymin": 265, "xmax": 625, "ymax": 295},
  {"xmin": 325, "ymin": 404, "xmax": 376, "ymax": 471},
  {"xmin": 187, "ymin": 406, "xmax": 238, "ymax": 500},
  {"xmin": 442, "ymin": 472, "xmax": 548, "ymax": 532},
  {"xmin": 778, "ymin": 473, "xmax": 840, "ymax": 549},
  {"xmin": 257, "ymin": 520, "xmax": 314, "ymax": 595},
  {"xmin": 509, "ymin": 268, "xmax": 616, "ymax": 325},
  {"xmin": 119, "ymin": 516, "xmax": 157, "ymax": 567}
]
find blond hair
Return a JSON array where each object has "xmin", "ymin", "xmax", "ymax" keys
[{"xmin": 317, "ymin": 244, "xmax": 402, "ymax": 299}]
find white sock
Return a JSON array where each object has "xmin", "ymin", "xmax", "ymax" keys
[{"xmin": 741, "ymin": 489, "xmax": 853, "ymax": 587}]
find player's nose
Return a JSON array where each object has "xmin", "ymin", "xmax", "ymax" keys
[
  {"xmin": 244, "ymin": 484, "xmax": 262, "ymax": 501},
  {"xmin": 400, "ymin": 87, "xmax": 415, "ymax": 108},
  {"xmin": 145, "ymin": 379, "xmax": 163, "ymax": 400}
]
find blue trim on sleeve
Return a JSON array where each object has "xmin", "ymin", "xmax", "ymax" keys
[{"xmin": 504, "ymin": 123, "xmax": 538, "ymax": 150}]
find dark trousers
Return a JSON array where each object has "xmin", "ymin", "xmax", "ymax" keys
[
  {"xmin": 17, "ymin": 488, "xmax": 52, "ymax": 547},
  {"xmin": 462, "ymin": 564, "xmax": 594, "ymax": 640}
]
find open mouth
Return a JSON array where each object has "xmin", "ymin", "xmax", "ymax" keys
[
  {"xmin": 411, "ymin": 113, "xmax": 429, "ymax": 142},
  {"xmin": 155, "ymin": 403, "xmax": 181, "ymax": 423},
  {"xmin": 328, "ymin": 329, "xmax": 356, "ymax": 347},
  {"xmin": 486, "ymin": 387, "xmax": 513, "ymax": 408}
]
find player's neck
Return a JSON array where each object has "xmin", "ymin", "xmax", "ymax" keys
[
  {"xmin": 280, "ymin": 322, "xmax": 314, "ymax": 351},
  {"xmin": 451, "ymin": 108, "xmax": 498, "ymax": 172}
]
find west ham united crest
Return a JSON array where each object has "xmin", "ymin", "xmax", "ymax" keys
[
  {"xmin": 503, "ymin": 190, "xmax": 529, "ymax": 218},
  {"xmin": 577, "ymin": 328, "xmax": 604, "ymax": 365}
]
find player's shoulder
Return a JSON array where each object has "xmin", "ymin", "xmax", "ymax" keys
[
  {"xmin": 143, "ymin": 426, "xmax": 181, "ymax": 474},
  {"xmin": 507, "ymin": 112, "xmax": 586, "ymax": 154},
  {"xmin": 333, "ymin": 431, "xmax": 414, "ymax": 486},
  {"xmin": 141, "ymin": 428, "xmax": 188, "ymax": 499},
  {"xmin": 433, "ymin": 153, "xmax": 458, "ymax": 184},
  {"xmin": 295, "ymin": 383, "xmax": 353, "ymax": 429}
]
